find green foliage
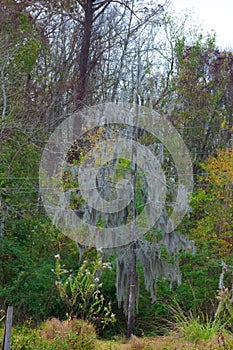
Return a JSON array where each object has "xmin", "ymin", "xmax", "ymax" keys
[
  {"xmin": 190, "ymin": 148, "xmax": 233, "ymax": 258},
  {"xmin": 168, "ymin": 302, "xmax": 227, "ymax": 344},
  {"xmin": 13, "ymin": 39, "xmax": 41, "ymax": 73},
  {"xmin": 214, "ymin": 263, "xmax": 233, "ymax": 332},
  {"xmin": 8, "ymin": 319, "xmax": 98, "ymax": 350},
  {"xmin": 18, "ymin": 13, "xmax": 33, "ymax": 32},
  {"xmin": 0, "ymin": 0, "xmax": 232, "ymax": 338},
  {"xmin": 54, "ymin": 254, "xmax": 116, "ymax": 330},
  {"xmin": 172, "ymin": 34, "xmax": 233, "ymax": 163}
]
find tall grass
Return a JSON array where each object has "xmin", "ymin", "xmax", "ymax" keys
[{"xmin": 168, "ymin": 302, "xmax": 226, "ymax": 344}]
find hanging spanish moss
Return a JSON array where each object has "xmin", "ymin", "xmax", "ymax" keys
[
  {"xmin": 116, "ymin": 244, "xmax": 139, "ymax": 315},
  {"xmin": 45, "ymin": 104, "xmax": 195, "ymax": 336},
  {"xmin": 110, "ymin": 221, "xmax": 195, "ymax": 315}
]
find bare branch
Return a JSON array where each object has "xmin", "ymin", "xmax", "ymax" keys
[
  {"xmin": 93, "ymin": 1, "xmax": 112, "ymax": 22},
  {"xmin": 1, "ymin": 66, "xmax": 7, "ymax": 120}
]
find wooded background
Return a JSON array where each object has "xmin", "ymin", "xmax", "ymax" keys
[{"xmin": 0, "ymin": 0, "xmax": 232, "ymax": 338}]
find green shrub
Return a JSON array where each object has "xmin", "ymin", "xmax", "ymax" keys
[
  {"xmin": 9, "ymin": 318, "xmax": 98, "ymax": 350},
  {"xmin": 11, "ymin": 326, "xmax": 52, "ymax": 350},
  {"xmin": 53, "ymin": 254, "xmax": 115, "ymax": 327}
]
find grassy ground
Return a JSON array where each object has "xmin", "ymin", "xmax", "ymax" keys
[
  {"xmin": 1, "ymin": 320, "xmax": 233, "ymax": 350},
  {"xmin": 97, "ymin": 333, "xmax": 233, "ymax": 350}
]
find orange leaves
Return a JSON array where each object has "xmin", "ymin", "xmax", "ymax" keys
[
  {"xmin": 191, "ymin": 148, "xmax": 233, "ymax": 258},
  {"xmin": 204, "ymin": 148, "xmax": 233, "ymax": 188}
]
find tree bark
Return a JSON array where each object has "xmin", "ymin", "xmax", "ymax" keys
[
  {"xmin": 126, "ymin": 242, "xmax": 137, "ymax": 338},
  {"xmin": 74, "ymin": 0, "xmax": 94, "ymax": 109},
  {"xmin": 126, "ymin": 98, "xmax": 139, "ymax": 338}
]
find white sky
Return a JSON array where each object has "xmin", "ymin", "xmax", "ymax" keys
[{"xmin": 171, "ymin": 0, "xmax": 233, "ymax": 49}]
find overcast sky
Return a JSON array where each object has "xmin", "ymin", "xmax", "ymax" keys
[{"xmin": 171, "ymin": 0, "xmax": 233, "ymax": 49}]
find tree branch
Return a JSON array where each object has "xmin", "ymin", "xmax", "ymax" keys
[
  {"xmin": 1, "ymin": 66, "xmax": 7, "ymax": 120},
  {"xmin": 93, "ymin": 0, "xmax": 112, "ymax": 22}
]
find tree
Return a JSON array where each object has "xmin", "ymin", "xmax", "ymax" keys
[
  {"xmin": 170, "ymin": 36, "xmax": 233, "ymax": 169},
  {"xmin": 5, "ymin": 0, "xmax": 231, "ymax": 335},
  {"xmin": 43, "ymin": 103, "xmax": 195, "ymax": 336},
  {"xmin": 190, "ymin": 148, "xmax": 233, "ymax": 259}
]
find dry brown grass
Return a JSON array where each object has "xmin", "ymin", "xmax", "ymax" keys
[
  {"xmin": 40, "ymin": 317, "xmax": 97, "ymax": 340},
  {"xmin": 129, "ymin": 335, "xmax": 146, "ymax": 350},
  {"xmin": 40, "ymin": 319, "xmax": 233, "ymax": 350},
  {"xmin": 97, "ymin": 332, "xmax": 233, "ymax": 350},
  {"xmin": 40, "ymin": 317, "xmax": 66, "ymax": 339},
  {"xmin": 40, "ymin": 317, "xmax": 98, "ymax": 350}
]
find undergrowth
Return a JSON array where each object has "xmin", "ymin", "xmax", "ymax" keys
[{"xmin": 2, "ymin": 318, "xmax": 98, "ymax": 350}]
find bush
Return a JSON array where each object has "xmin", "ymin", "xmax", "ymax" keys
[
  {"xmin": 40, "ymin": 318, "xmax": 98, "ymax": 350},
  {"xmin": 10, "ymin": 318, "xmax": 97, "ymax": 350},
  {"xmin": 11, "ymin": 326, "xmax": 53, "ymax": 350}
]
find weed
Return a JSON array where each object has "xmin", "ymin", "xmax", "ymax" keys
[
  {"xmin": 41, "ymin": 317, "xmax": 97, "ymax": 349},
  {"xmin": 167, "ymin": 302, "xmax": 227, "ymax": 344}
]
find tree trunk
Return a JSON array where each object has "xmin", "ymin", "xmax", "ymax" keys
[
  {"xmin": 127, "ymin": 100, "xmax": 139, "ymax": 338},
  {"xmin": 126, "ymin": 242, "xmax": 137, "ymax": 338},
  {"xmin": 74, "ymin": 0, "xmax": 93, "ymax": 109}
]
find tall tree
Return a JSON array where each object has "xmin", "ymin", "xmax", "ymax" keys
[
  {"xmin": 190, "ymin": 148, "xmax": 233, "ymax": 259},
  {"xmin": 35, "ymin": 0, "xmax": 197, "ymax": 337},
  {"xmin": 171, "ymin": 36, "xmax": 233, "ymax": 168}
]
